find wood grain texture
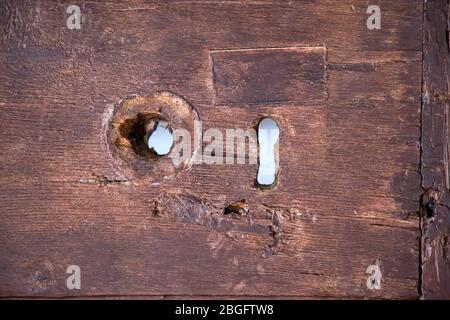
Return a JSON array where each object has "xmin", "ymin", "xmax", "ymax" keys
[
  {"xmin": 0, "ymin": 0, "xmax": 424, "ymax": 298},
  {"xmin": 211, "ymin": 46, "xmax": 327, "ymax": 104},
  {"xmin": 421, "ymin": 0, "xmax": 450, "ymax": 300}
]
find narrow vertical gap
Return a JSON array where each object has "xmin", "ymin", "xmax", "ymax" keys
[
  {"xmin": 256, "ymin": 117, "xmax": 280, "ymax": 188},
  {"xmin": 418, "ymin": 0, "xmax": 427, "ymax": 299},
  {"xmin": 445, "ymin": 0, "xmax": 450, "ymax": 190}
]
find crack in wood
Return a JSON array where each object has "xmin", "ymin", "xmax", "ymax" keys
[
  {"xmin": 421, "ymin": 0, "xmax": 450, "ymax": 299},
  {"xmin": 152, "ymin": 193, "xmax": 303, "ymax": 258}
]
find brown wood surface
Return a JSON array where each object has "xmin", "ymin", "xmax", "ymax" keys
[
  {"xmin": 421, "ymin": 0, "xmax": 450, "ymax": 299},
  {"xmin": 0, "ymin": 0, "xmax": 440, "ymax": 298},
  {"xmin": 211, "ymin": 46, "xmax": 327, "ymax": 104}
]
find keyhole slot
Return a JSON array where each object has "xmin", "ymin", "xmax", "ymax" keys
[{"xmin": 256, "ymin": 117, "xmax": 280, "ymax": 187}]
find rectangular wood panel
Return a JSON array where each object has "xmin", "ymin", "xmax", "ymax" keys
[{"xmin": 211, "ymin": 47, "xmax": 326, "ymax": 104}]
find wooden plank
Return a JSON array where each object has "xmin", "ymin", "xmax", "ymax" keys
[
  {"xmin": 0, "ymin": 0, "xmax": 423, "ymax": 298},
  {"xmin": 421, "ymin": 0, "xmax": 450, "ymax": 300},
  {"xmin": 0, "ymin": 181, "xmax": 419, "ymax": 298}
]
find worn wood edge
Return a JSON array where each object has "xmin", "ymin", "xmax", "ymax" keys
[{"xmin": 420, "ymin": 0, "xmax": 450, "ymax": 299}]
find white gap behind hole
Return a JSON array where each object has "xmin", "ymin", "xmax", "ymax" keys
[
  {"xmin": 257, "ymin": 117, "xmax": 280, "ymax": 186},
  {"xmin": 147, "ymin": 121, "xmax": 173, "ymax": 156}
]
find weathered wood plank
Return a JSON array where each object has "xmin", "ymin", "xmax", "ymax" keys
[
  {"xmin": 421, "ymin": 0, "xmax": 450, "ymax": 300},
  {"xmin": 0, "ymin": 181, "xmax": 419, "ymax": 298},
  {"xmin": 0, "ymin": 0, "xmax": 423, "ymax": 52},
  {"xmin": 0, "ymin": 0, "xmax": 423, "ymax": 298}
]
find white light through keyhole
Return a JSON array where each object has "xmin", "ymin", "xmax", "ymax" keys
[
  {"xmin": 257, "ymin": 117, "xmax": 280, "ymax": 186},
  {"xmin": 147, "ymin": 121, "xmax": 173, "ymax": 156}
]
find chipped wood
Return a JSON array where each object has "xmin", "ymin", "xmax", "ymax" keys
[{"xmin": 421, "ymin": 0, "xmax": 450, "ymax": 300}]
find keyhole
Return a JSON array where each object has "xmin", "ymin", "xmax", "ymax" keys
[
  {"xmin": 257, "ymin": 117, "xmax": 280, "ymax": 187},
  {"xmin": 146, "ymin": 120, "xmax": 173, "ymax": 156}
]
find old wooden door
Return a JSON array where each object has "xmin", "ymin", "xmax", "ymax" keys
[{"xmin": 0, "ymin": 0, "xmax": 449, "ymax": 299}]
